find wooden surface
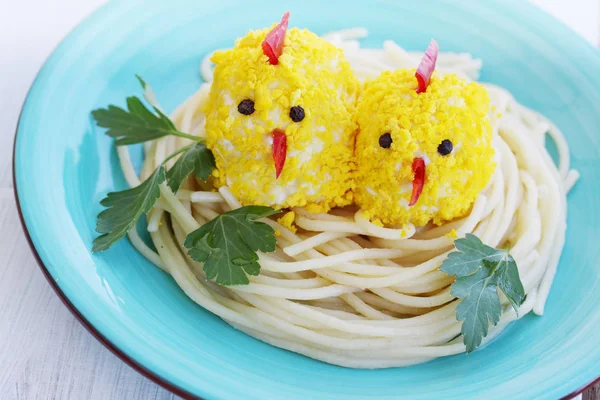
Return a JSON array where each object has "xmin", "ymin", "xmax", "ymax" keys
[
  {"xmin": 0, "ymin": 0, "xmax": 598, "ymax": 399},
  {"xmin": 0, "ymin": 1, "xmax": 175, "ymax": 398},
  {"xmin": 584, "ymin": 385, "xmax": 600, "ymax": 400}
]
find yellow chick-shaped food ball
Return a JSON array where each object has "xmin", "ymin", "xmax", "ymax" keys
[
  {"xmin": 204, "ymin": 12, "xmax": 360, "ymax": 212},
  {"xmin": 354, "ymin": 68, "xmax": 495, "ymax": 227}
]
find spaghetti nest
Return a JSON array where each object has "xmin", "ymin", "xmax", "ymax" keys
[{"xmin": 118, "ymin": 30, "xmax": 577, "ymax": 368}]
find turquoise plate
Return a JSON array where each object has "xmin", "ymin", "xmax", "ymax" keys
[{"xmin": 14, "ymin": 0, "xmax": 600, "ymax": 399}]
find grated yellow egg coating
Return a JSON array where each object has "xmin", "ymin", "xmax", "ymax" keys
[
  {"xmin": 354, "ymin": 69, "xmax": 495, "ymax": 226},
  {"xmin": 204, "ymin": 25, "xmax": 360, "ymax": 212}
]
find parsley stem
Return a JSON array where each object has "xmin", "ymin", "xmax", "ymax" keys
[
  {"xmin": 161, "ymin": 144, "xmax": 192, "ymax": 165},
  {"xmin": 172, "ymin": 131, "xmax": 204, "ymax": 142}
]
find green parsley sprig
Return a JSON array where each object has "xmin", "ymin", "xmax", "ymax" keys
[
  {"xmin": 92, "ymin": 77, "xmax": 215, "ymax": 251},
  {"xmin": 92, "ymin": 76, "xmax": 279, "ymax": 286},
  {"xmin": 441, "ymin": 234, "xmax": 526, "ymax": 353},
  {"xmin": 184, "ymin": 206, "xmax": 281, "ymax": 285},
  {"xmin": 91, "ymin": 77, "xmax": 199, "ymax": 145}
]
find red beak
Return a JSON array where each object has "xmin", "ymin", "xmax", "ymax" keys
[
  {"xmin": 272, "ymin": 129, "xmax": 287, "ymax": 179},
  {"xmin": 409, "ymin": 157, "xmax": 426, "ymax": 206}
]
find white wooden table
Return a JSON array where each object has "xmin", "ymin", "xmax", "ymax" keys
[{"xmin": 1, "ymin": 1, "xmax": 598, "ymax": 399}]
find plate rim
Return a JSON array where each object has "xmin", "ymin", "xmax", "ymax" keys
[{"xmin": 11, "ymin": 0, "xmax": 600, "ymax": 398}]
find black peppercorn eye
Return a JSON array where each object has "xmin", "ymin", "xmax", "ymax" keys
[
  {"xmin": 237, "ymin": 99, "xmax": 255, "ymax": 115},
  {"xmin": 289, "ymin": 106, "xmax": 305, "ymax": 122},
  {"xmin": 438, "ymin": 139, "xmax": 453, "ymax": 156},
  {"xmin": 379, "ymin": 133, "xmax": 393, "ymax": 149}
]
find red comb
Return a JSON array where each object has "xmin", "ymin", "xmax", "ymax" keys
[
  {"xmin": 415, "ymin": 39, "xmax": 439, "ymax": 94},
  {"xmin": 262, "ymin": 12, "xmax": 290, "ymax": 65}
]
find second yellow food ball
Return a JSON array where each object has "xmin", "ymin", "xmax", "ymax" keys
[{"xmin": 354, "ymin": 69, "xmax": 496, "ymax": 226}]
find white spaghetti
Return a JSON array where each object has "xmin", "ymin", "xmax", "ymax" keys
[{"xmin": 116, "ymin": 29, "xmax": 578, "ymax": 368}]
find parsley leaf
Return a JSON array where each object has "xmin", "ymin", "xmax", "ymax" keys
[
  {"xmin": 440, "ymin": 233, "xmax": 526, "ymax": 353},
  {"xmin": 184, "ymin": 206, "xmax": 281, "ymax": 285},
  {"xmin": 91, "ymin": 96, "xmax": 180, "ymax": 145},
  {"xmin": 93, "ymin": 167, "xmax": 165, "ymax": 252},
  {"xmin": 91, "ymin": 76, "xmax": 200, "ymax": 145},
  {"xmin": 166, "ymin": 142, "xmax": 216, "ymax": 192}
]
